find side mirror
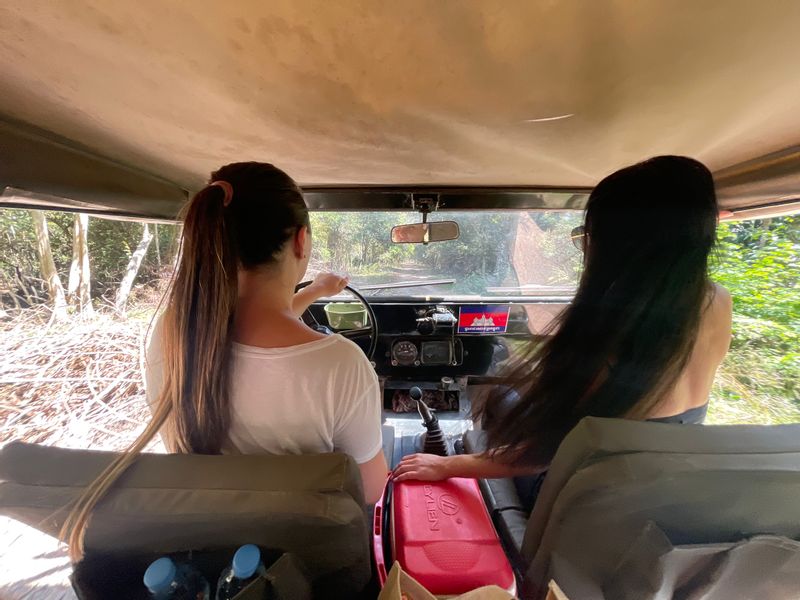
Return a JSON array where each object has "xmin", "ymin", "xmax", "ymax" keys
[{"xmin": 391, "ymin": 221, "xmax": 460, "ymax": 244}]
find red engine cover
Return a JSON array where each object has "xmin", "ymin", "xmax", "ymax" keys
[{"xmin": 390, "ymin": 478, "xmax": 516, "ymax": 595}]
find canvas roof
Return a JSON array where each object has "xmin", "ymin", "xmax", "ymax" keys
[{"xmin": 1, "ymin": 1, "xmax": 800, "ymax": 219}]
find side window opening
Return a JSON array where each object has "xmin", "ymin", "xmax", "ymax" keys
[{"xmin": 708, "ymin": 215, "xmax": 800, "ymax": 424}]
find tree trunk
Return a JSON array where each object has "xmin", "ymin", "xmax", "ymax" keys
[
  {"xmin": 67, "ymin": 220, "xmax": 80, "ymax": 298},
  {"xmin": 68, "ymin": 213, "xmax": 93, "ymax": 315},
  {"xmin": 30, "ymin": 211, "xmax": 67, "ymax": 319},
  {"xmin": 154, "ymin": 223, "xmax": 161, "ymax": 266},
  {"xmin": 116, "ymin": 223, "xmax": 153, "ymax": 313}
]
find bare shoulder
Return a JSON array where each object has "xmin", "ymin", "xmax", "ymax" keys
[
  {"xmin": 709, "ymin": 282, "xmax": 733, "ymax": 321},
  {"xmin": 711, "ymin": 282, "xmax": 732, "ymax": 305},
  {"xmin": 705, "ymin": 282, "xmax": 733, "ymax": 356}
]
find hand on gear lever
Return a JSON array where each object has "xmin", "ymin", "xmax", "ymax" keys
[{"xmin": 410, "ymin": 387, "xmax": 448, "ymax": 456}]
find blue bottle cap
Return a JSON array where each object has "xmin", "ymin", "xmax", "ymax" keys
[
  {"xmin": 143, "ymin": 557, "xmax": 177, "ymax": 594},
  {"xmin": 232, "ymin": 544, "xmax": 261, "ymax": 579}
]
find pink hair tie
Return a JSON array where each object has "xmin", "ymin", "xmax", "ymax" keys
[{"xmin": 209, "ymin": 180, "xmax": 233, "ymax": 206}]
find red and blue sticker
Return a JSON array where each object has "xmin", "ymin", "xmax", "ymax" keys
[{"xmin": 458, "ymin": 305, "xmax": 511, "ymax": 334}]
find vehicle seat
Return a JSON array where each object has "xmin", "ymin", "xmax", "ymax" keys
[
  {"xmin": 0, "ymin": 442, "xmax": 371, "ymax": 598},
  {"xmin": 382, "ymin": 423, "xmax": 396, "ymax": 468},
  {"xmin": 520, "ymin": 417, "xmax": 800, "ymax": 599},
  {"xmin": 462, "ymin": 429, "xmax": 529, "ymax": 578}
]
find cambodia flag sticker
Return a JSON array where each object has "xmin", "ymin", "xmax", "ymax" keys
[{"xmin": 458, "ymin": 305, "xmax": 511, "ymax": 334}]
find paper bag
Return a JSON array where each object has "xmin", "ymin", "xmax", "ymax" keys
[
  {"xmin": 545, "ymin": 581, "xmax": 571, "ymax": 600},
  {"xmin": 378, "ymin": 562, "xmax": 516, "ymax": 600}
]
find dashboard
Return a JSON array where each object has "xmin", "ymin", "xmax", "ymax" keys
[
  {"xmin": 308, "ymin": 300, "xmax": 560, "ymax": 375},
  {"xmin": 307, "ymin": 299, "xmax": 567, "ymax": 414}
]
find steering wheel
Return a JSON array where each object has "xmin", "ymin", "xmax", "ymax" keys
[{"xmin": 295, "ymin": 281, "xmax": 379, "ymax": 360}]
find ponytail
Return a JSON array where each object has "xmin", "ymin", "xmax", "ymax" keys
[{"xmin": 62, "ymin": 183, "xmax": 238, "ymax": 559}]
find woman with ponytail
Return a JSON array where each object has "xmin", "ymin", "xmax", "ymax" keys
[
  {"xmin": 394, "ymin": 156, "xmax": 733, "ymax": 506},
  {"xmin": 63, "ymin": 162, "xmax": 387, "ymax": 559}
]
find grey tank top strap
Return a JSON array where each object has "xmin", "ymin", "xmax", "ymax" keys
[{"xmin": 647, "ymin": 403, "xmax": 709, "ymax": 424}]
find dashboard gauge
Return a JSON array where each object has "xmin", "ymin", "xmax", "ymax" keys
[
  {"xmin": 391, "ymin": 341, "xmax": 419, "ymax": 366},
  {"xmin": 421, "ymin": 341, "xmax": 453, "ymax": 365}
]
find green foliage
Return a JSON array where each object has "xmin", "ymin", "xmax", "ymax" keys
[
  {"xmin": 309, "ymin": 212, "xmax": 415, "ymax": 273},
  {"xmin": 309, "ymin": 211, "xmax": 583, "ymax": 295},
  {"xmin": 0, "ymin": 209, "xmax": 63, "ymax": 304},
  {"xmin": 0, "ymin": 208, "xmax": 178, "ymax": 307},
  {"xmin": 708, "ymin": 216, "xmax": 800, "ymax": 423},
  {"xmin": 713, "ymin": 216, "xmax": 799, "ymax": 328},
  {"xmin": 530, "ymin": 212, "xmax": 584, "ymax": 285},
  {"xmin": 414, "ymin": 213, "xmax": 519, "ymax": 293},
  {"xmin": 0, "ymin": 209, "xmax": 37, "ymax": 277},
  {"xmin": 87, "ymin": 220, "xmax": 177, "ymax": 299}
]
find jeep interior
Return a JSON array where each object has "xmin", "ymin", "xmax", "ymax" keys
[{"xmin": 1, "ymin": 2, "xmax": 800, "ymax": 598}]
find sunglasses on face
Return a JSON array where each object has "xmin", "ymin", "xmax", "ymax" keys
[{"xmin": 570, "ymin": 225, "xmax": 586, "ymax": 251}]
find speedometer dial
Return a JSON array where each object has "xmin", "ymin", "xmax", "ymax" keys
[{"xmin": 391, "ymin": 341, "xmax": 419, "ymax": 366}]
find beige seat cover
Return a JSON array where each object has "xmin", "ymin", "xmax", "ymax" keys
[
  {"xmin": 0, "ymin": 442, "xmax": 371, "ymax": 597},
  {"xmin": 522, "ymin": 418, "xmax": 800, "ymax": 599}
]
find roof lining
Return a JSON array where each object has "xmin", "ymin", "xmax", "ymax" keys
[
  {"xmin": 0, "ymin": 115, "xmax": 188, "ymax": 219},
  {"xmin": 1, "ymin": 117, "xmax": 799, "ymax": 220}
]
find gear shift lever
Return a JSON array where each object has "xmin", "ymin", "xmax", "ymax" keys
[{"xmin": 410, "ymin": 387, "xmax": 448, "ymax": 456}]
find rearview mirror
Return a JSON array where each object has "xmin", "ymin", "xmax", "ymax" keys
[{"xmin": 391, "ymin": 221, "xmax": 460, "ymax": 244}]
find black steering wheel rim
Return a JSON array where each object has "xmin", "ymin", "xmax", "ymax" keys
[{"xmin": 295, "ymin": 281, "xmax": 379, "ymax": 360}]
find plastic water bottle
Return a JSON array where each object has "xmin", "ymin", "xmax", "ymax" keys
[
  {"xmin": 215, "ymin": 544, "xmax": 267, "ymax": 600},
  {"xmin": 143, "ymin": 556, "xmax": 210, "ymax": 600}
]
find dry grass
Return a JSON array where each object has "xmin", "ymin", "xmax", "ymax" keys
[
  {"xmin": 0, "ymin": 306, "xmax": 159, "ymax": 451},
  {"xmin": 708, "ymin": 349, "xmax": 800, "ymax": 425},
  {"xmin": 0, "ymin": 305, "xmax": 162, "ymax": 600}
]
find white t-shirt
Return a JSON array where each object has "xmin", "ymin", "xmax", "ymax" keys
[{"xmin": 145, "ymin": 322, "xmax": 384, "ymax": 464}]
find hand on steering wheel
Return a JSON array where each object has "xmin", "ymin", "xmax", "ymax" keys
[
  {"xmin": 295, "ymin": 280, "xmax": 379, "ymax": 360},
  {"xmin": 303, "ymin": 273, "xmax": 350, "ymax": 298}
]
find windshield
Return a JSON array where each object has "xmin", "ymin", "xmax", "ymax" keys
[{"xmin": 308, "ymin": 211, "xmax": 583, "ymax": 298}]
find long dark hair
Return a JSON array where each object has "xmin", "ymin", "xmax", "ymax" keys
[
  {"xmin": 62, "ymin": 162, "xmax": 308, "ymax": 558},
  {"xmin": 482, "ymin": 156, "xmax": 719, "ymax": 467}
]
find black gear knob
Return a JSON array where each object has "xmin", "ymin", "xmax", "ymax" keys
[
  {"xmin": 412, "ymin": 388, "xmax": 434, "ymax": 424},
  {"xmin": 410, "ymin": 387, "xmax": 448, "ymax": 457}
]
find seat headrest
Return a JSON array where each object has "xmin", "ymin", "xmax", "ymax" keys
[
  {"xmin": 0, "ymin": 441, "xmax": 363, "ymax": 498},
  {"xmin": 521, "ymin": 418, "xmax": 800, "ymax": 598},
  {"xmin": 0, "ymin": 442, "xmax": 370, "ymax": 595}
]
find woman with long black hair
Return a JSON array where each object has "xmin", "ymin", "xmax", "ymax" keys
[
  {"xmin": 62, "ymin": 162, "xmax": 388, "ymax": 559},
  {"xmin": 394, "ymin": 156, "xmax": 732, "ymax": 492}
]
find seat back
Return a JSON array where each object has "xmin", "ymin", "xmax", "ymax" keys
[
  {"xmin": 0, "ymin": 442, "xmax": 370, "ymax": 597},
  {"xmin": 522, "ymin": 418, "xmax": 800, "ymax": 599}
]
